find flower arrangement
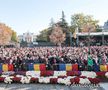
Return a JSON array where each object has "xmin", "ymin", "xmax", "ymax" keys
[
  {"xmin": 81, "ymin": 71, "xmax": 97, "ymax": 78},
  {"xmin": 105, "ymin": 72, "xmax": 108, "ymax": 78},
  {"xmin": 1, "ymin": 71, "xmax": 108, "ymax": 85},
  {"xmin": 39, "ymin": 77, "xmax": 50, "ymax": 84},
  {"xmin": 4, "ymin": 76, "xmax": 14, "ymax": 84},
  {"xmin": 0, "ymin": 75, "xmax": 100, "ymax": 85},
  {"xmin": 54, "ymin": 71, "xmax": 66, "ymax": 76}
]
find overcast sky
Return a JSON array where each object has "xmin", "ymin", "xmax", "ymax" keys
[{"xmin": 0, "ymin": 0, "xmax": 108, "ymax": 35}]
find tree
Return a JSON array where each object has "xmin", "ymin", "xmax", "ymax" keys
[
  {"xmin": 82, "ymin": 23, "xmax": 95, "ymax": 32},
  {"xmin": 60, "ymin": 11, "xmax": 68, "ymax": 29},
  {"xmin": 96, "ymin": 25, "xmax": 102, "ymax": 32},
  {"xmin": 0, "ymin": 23, "xmax": 12, "ymax": 45},
  {"xmin": 47, "ymin": 18, "xmax": 55, "ymax": 40},
  {"xmin": 57, "ymin": 11, "xmax": 70, "ymax": 45},
  {"xmin": 56, "ymin": 11, "xmax": 69, "ymax": 34},
  {"xmin": 11, "ymin": 31, "xmax": 18, "ymax": 42},
  {"xmin": 49, "ymin": 24, "xmax": 66, "ymax": 46},
  {"xmin": 71, "ymin": 13, "xmax": 99, "ymax": 33},
  {"xmin": 36, "ymin": 29, "xmax": 49, "ymax": 42},
  {"xmin": 49, "ymin": 18, "xmax": 55, "ymax": 29},
  {"xmin": 36, "ymin": 18, "xmax": 55, "ymax": 42},
  {"xmin": 36, "ymin": 11, "xmax": 70, "ymax": 45},
  {"xmin": 0, "ymin": 23, "xmax": 18, "ymax": 46}
]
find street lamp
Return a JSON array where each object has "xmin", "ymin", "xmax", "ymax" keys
[
  {"xmin": 88, "ymin": 27, "xmax": 91, "ymax": 51},
  {"xmin": 76, "ymin": 27, "xmax": 79, "ymax": 47},
  {"xmin": 102, "ymin": 28, "xmax": 104, "ymax": 45},
  {"xmin": 70, "ymin": 32, "xmax": 72, "ymax": 46}
]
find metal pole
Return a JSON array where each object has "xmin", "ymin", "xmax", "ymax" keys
[
  {"xmin": 70, "ymin": 32, "xmax": 72, "ymax": 46},
  {"xmin": 76, "ymin": 27, "xmax": 79, "ymax": 47},
  {"xmin": 77, "ymin": 35, "xmax": 79, "ymax": 47},
  {"xmin": 102, "ymin": 29, "xmax": 104, "ymax": 45},
  {"xmin": 88, "ymin": 27, "xmax": 91, "ymax": 54}
]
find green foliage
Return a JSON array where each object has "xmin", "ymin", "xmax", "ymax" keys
[
  {"xmin": 36, "ymin": 18, "xmax": 55, "ymax": 42},
  {"xmin": 95, "ymin": 25, "xmax": 102, "ymax": 32},
  {"xmin": 49, "ymin": 18, "xmax": 55, "ymax": 29},
  {"xmin": 60, "ymin": 11, "xmax": 68, "ymax": 28},
  {"xmin": 48, "ymin": 18, "xmax": 55, "ymax": 36},
  {"xmin": 11, "ymin": 31, "xmax": 18, "ymax": 42},
  {"xmin": 36, "ymin": 12, "xmax": 100, "ymax": 46},
  {"xmin": 36, "ymin": 29, "xmax": 50, "ymax": 42},
  {"xmin": 69, "ymin": 26, "xmax": 76, "ymax": 34},
  {"xmin": 59, "ymin": 11, "xmax": 69, "ymax": 33},
  {"xmin": 96, "ymin": 28, "xmax": 102, "ymax": 32},
  {"xmin": 71, "ymin": 13, "xmax": 99, "ymax": 32}
]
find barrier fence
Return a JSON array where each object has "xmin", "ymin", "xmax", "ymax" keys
[{"xmin": 0, "ymin": 63, "xmax": 108, "ymax": 72}]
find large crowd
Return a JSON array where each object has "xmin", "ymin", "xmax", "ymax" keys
[{"xmin": 0, "ymin": 46, "xmax": 108, "ymax": 71}]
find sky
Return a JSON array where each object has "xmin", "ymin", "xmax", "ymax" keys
[{"xmin": 0, "ymin": 0, "xmax": 108, "ymax": 35}]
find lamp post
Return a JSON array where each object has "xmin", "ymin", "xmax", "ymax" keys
[
  {"xmin": 76, "ymin": 27, "xmax": 79, "ymax": 47},
  {"xmin": 88, "ymin": 27, "xmax": 91, "ymax": 54},
  {"xmin": 70, "ymin": 32, "xmax": 72, "ymax": 46},
  {"xmin": 102, "ymin": 29, "xmax": 104, "ymax": 45}
]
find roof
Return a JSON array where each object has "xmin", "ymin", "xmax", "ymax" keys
[{"xmin": 76, "ymin": 31, "xmax": 108, "ymax": 36}]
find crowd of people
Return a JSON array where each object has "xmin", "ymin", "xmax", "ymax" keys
[{"xmin": 0, "ymin": 46, "xmax": 108, "ymax": 71}]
